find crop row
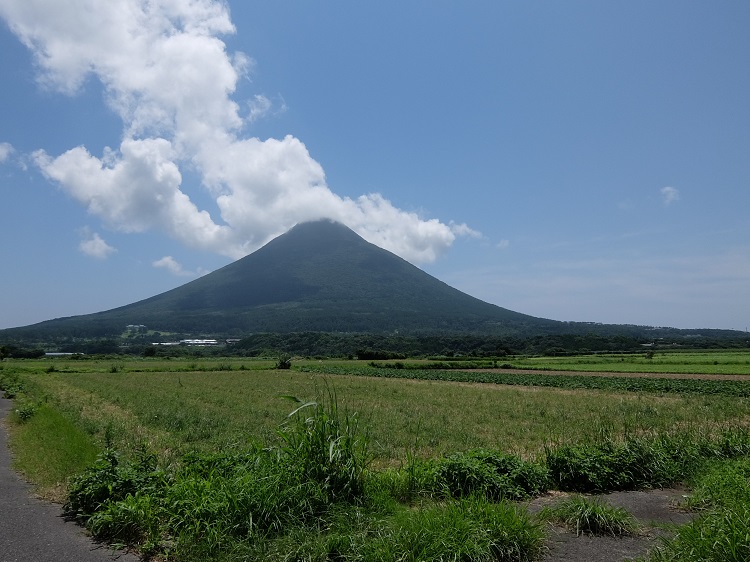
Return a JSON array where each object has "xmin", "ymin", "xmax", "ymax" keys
[{"xmin": 299, "ymin": 365, "xmax": 750, "ymax": 397}]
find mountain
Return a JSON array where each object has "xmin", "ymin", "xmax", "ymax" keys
[{"xmin": 3, "ymin": 220, "xmax": 563, "ymax": 338}]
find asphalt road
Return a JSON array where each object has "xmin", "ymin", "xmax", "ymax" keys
[{"xmin": 0, "ymin": 397, "xmax": 140, "ymax": 562}]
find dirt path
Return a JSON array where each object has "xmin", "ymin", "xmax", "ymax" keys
[{"xmin": 0, "ymin": 397, "xmax": 140, "ymax": 562}]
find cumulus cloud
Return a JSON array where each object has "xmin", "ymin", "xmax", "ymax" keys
[
  {"xmin": 153, "ymin": 256, "xmax": 209, "ymax": 277},
  {"xmin": 78, "ymin": 228, "xmax": 116, "ymax": 259},
  {"xmin": 0, "ymin": 0, "xmax": 475, "ymax": 264},
  {"xmin": 660, "ymin": 186, "xmax": 680, "ymax": 206},
  {"xmin": 0, "ymin": 142, "xmax": 14, "ymax": 163}
]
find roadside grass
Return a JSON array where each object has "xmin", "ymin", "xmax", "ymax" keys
[
  {"xmin": 6, "ymin": 403, "xmax": 99, "ymax": 501},
  {"xmin": 539, "ymin": 495, "xmax": 638, "ymax": 536}
]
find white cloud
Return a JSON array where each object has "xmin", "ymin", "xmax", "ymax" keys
[
  {"xmin": 247, "ymin": 94, "xmax": 272, "ymax": 123},
  {"xmin": 496, "ymin": 239, "xmax": 510, "ymax": 250},
  {"xmin": 152, "ymin": 255, "xmax": 208, "ymax": 277},
  {"xmin": 78, "ymin": 228, "xmax": 116, "ymax": 259},
  {"xmin": 0, "ymin": 142, "xmax": 14, "ymax": 163},
  {"xmin": 660, "ymin": 186, "xmax": 680, "ymax": 206},
  {"xmin": 1, "ymin": 0, "xmax": 474, "ymax": 264},
  {"xmin": 153, "ymin": 256, "xmax": 191, "ymax": 276}
]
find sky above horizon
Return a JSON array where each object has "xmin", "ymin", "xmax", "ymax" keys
[{"xmin": 1, "ymin": 1, "xmax": 749, "ymax": 332}]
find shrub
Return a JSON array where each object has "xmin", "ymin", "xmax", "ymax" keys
[
  {"xmin": 433, "ymin": 449, "xmax": 549, "ymax": 500},
  {"xmin": 275, "ymin": 353, "xmax": 292, "ymax": 369},
  {"xmin": 545, "ymin": 437, "xmax": 684, "ymax": 492},
  {"xmin": 65, "ymin": 449, "xmax": 164, "ymax": 520}
]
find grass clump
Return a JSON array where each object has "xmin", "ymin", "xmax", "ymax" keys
[
  {"xmin": 374, "ymin": 497, "xmax": 544, "ymax": 562},
  {"xmin": 540, "ymin": 495, "xmax": 638, "ymax": 537},
  {"xmin": 278, "ymin": 387, "xmax": 368, "ymax": 503}
]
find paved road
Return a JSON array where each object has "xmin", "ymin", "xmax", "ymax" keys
[{"xmin": 0, "ymin": 397, "xmax": 141, "ymax": 562}]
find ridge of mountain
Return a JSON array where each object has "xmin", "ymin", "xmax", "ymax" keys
[
  {"xmin": 2, "ymin": 220, "xmax": 745, "ymax": 341},
  {"xmin": 3, "ymin": 220, "xmax": 560, "ymax": 338}
]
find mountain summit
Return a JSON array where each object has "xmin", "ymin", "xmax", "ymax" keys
[{"xmin": 6, "ymin": 220, "xmax": 558, "ymax": 337}]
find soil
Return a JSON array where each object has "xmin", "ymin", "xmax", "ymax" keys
[{"xmin": 525, "ymin": 487, "xmax": 695, "ymax": 562}]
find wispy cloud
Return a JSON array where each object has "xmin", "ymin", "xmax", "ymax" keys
[
  {"xmin": 0, "ymin": 142, "xmax": 14, "ymax": 163},
  {"xmin": 78, "ymin": 228, "xmax": 116, "ymax": 259},
  {"xmin": 496, "ymin": 239, "xmax": 510, "ymax": 250},
  {"xmin": 1, "ymin": 0, "xmax": 475, "ymax": 264},
  {"xmin": 660, "ymin": 186, "xmax": 680, "ymax": 206},
  {"xmin": 247, "ymin": 94, "xmax": 273, "ymax": 123}
]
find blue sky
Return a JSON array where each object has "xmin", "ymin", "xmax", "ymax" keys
[{"xmin": 1, "ymin": 1, "xmax": 749, "ymax": 331}]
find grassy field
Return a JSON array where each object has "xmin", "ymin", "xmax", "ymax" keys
[
  {"xmin": 4, "ymin": 353, "xmax": 750, "ymax": 466},
  {"xmin": 508, "ymin": 350, "xmax": 750, "ymax": 374},
  {"xmin": 2, "ymin": 350, "xmax": 750, "ymax": 560}
]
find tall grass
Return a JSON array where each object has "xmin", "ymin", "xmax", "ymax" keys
[
  {"xmin": 277, "ymin": 385, "xmax": 368, "ymax": 502},
  {"xmin": 644, "ymin": 458, "xmax": 750, "ymax": 562}
]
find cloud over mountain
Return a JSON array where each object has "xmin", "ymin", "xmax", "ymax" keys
[{"xmin": 1, "ymin": 0, "xmax": 474, "ymax": 264}]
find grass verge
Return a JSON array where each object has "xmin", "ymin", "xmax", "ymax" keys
[{"xmin": 7, "ymin": 403, "xmax": 99, "ymax": 501}]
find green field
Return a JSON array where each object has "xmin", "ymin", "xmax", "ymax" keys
[
  {"xmin": 4, "ymin": 352, "xmax": 750, "ymax": 464},
  {"xmin": 2, "ymin": 350, "xmax": 750, "ymax": 561},
  {"xmin": 508, "ymin": 350, "xmax": 750, "ymax": 375}
]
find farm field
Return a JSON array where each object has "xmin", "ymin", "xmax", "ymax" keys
[
  {"xmin": 506, "ymin": 350, "xmax": 750, "ymax": 375},
  {"xmin": 2, "ymin": 350, "xmax": 750, "ymax": 561},
  {"xmin": 3, "ymin": 352, "xmax": 750, "ymax": 464}
]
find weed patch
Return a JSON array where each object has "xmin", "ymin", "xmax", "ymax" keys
[
  {"xmin": 430, "ymin": 449, "xmax": 550, "ymax": 500},
  {"xmin": 540, "ymin": 495, "xmax": 638, "ymax": 536}
]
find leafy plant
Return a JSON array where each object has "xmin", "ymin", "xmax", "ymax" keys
[
  {"xmin": 0, "ymin": 372, "xmax": 24, "ymax": 399},
  {"xmin": 14, "ymin": 401, "xmax": 37, "ymax": 422},
  {"xmin": 545, "ymin": 437, "xmax": 687, "ymax": 492},
  {"xmin": 65, "ymin": 448, "xmax": 163, "ymax": 520}
]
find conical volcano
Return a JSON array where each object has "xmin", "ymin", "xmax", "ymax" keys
[{"xmin": 4, "ymin": 220, "xmax": 558, "ymax": 337}]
